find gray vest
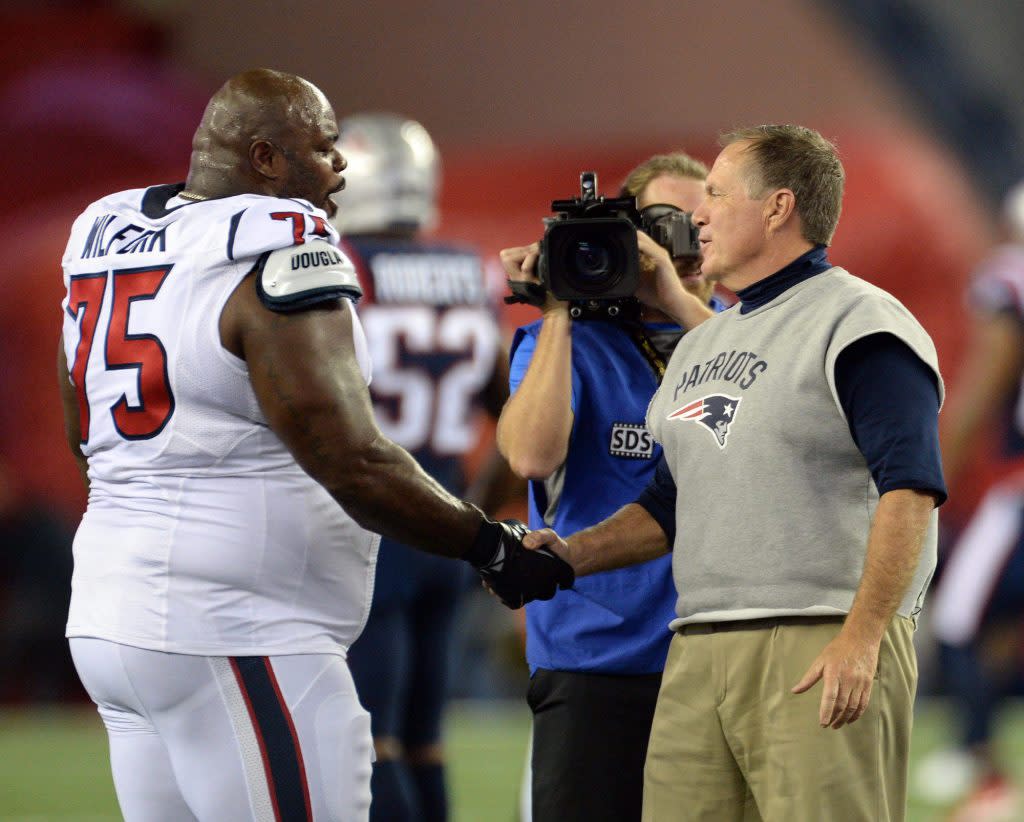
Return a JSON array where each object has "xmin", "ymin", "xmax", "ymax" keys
[{"xmin": 646, "ymin": 268, "xmax": 943, "ymax": 629}]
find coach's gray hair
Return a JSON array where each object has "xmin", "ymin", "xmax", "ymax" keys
[{"xmin": 720, "ymin": 125, "xmax": 844, "ymax": 246}]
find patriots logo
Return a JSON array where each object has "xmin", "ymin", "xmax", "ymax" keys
[{"xmin": 666, "ymin": 394, "xmax": 742, "ymax": 449}]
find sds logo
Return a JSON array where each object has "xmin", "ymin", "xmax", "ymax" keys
[{"xmin": 609, "ymin": 423, "xmax": 654, "ymax": 460}]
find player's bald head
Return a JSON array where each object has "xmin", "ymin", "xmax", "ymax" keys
[
  {"xmin": 195, "ymin": 69, "xmax": 328, "ymax": 153},
  {"xmin": 186, "ymin": 69, "xmax": 339, "ymax": 198}
]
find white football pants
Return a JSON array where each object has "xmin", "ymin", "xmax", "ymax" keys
[
  {"xmin": 931, "ymin": 482, "xmax": 1023, "ymax": 646},
  {"xmin": 70, "ymin": 637, "xmax": 372, "ymax": 821}
]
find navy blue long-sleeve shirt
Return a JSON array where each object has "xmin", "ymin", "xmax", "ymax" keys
[{"xmin": 636, "ymin": 247, "xmax": 946, "ymax": 544}]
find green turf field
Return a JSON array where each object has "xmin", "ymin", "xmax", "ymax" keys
[{"xmin": 2, "ymin": 699, "xmax": 1023, "ymax": 821}]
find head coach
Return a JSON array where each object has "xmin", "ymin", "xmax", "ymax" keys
[{"xmin": 522, "ymin": 124, "xmax": 947, "ymax": 822}]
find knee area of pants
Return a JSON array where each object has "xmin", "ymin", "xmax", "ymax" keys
[
  {"xmin": 314, "ymin": 696, "xmax": 373, "ymax": 819},
  {"xmin": 349, "ymin": 712, "xmax": 373, "ymax": 815}
]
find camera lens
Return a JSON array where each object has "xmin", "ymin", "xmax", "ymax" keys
[
  {"xmin": 572, "ymin": 241, "xmax": 613, "ymax": 279},
  {"xmin": 544, "ymin": 217, "xmax": 638, "ymax": 301},
  {"xmin": 558, "ymin": 230, "xmax": 626, "ymax": 295}
]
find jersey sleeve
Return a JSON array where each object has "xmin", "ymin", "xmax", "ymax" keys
[
  {"xmin": 226, "ymin": 198, "xmax": 340, "ymax": 263},
  {"xmin": 834, "ymin": 333, "xmax": 946, "ymax": 504},
  {"xmin": 508, "ymin": 320, "xmax": 582, "ymax": 412},
  {"xmin": 633, "ymin": 455, "xmax": 678, "ymax": 545},
  {"xmin": 509, "ymin": 327, "xmax": 537, "ymax": 395},
  {"xmin": 824, "ymin": 290, "xmax": 944, "ymax": 416}
]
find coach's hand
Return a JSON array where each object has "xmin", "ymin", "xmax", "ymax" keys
[
  {"xmin": 791, "ymin": 629, "xmax": 880, "ymax": 730},
  {"xmin": 464, "ymin": 519, "xmax": 575, "ymax": 609}
]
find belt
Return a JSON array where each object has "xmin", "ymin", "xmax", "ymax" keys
[{"xmin": 676, "ymin": 615, "xmax": 847, "ymax": 635}]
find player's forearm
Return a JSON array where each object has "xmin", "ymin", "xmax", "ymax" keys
[
  {"xmin": 327, "ymin": 432, "xmax": 484, "ymax": 556},
  {"xmin": 243, "ymin": 302, "xmax": 486, "ymax": 557},
  {"xmin": 842, "ymin": 488, "xmax": 936, "ymax": 644},
  {"xmin": 496, "ymin": 311, "xmax": 573, "ymax": 479},
  {"xmin": 563, "ymin": 503, "xmax": 669, "ymax": 576},
  {"xmin": 283, "ymin": 411, "xmax": 485, "ymax": 557}
]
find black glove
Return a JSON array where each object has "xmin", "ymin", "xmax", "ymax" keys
[{"xmin": 464, "ymin": 518, "xmax": 575, "ymax": 609}]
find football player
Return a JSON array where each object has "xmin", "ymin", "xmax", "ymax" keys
[
  {"xmin": 58, "ymin": 70, "xmax": 570, "ymax": 822},
  {"xmin": 925, "ymin": 181, "xmax": 1024, "ymax": 821}
]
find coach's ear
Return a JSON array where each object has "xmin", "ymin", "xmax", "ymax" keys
[
  {"xmin": 250, "ymin": 139, "xmax": 286, "ymax": 181},
  {"xmin": 764, "ymin": 187, "xmax": 796, "ymax": 236}
]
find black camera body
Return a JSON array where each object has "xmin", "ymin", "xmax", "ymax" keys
[
  {"xmin": 638, "ymin": 203, "xmax": 701, "ymax": 260},
  {"xmin": 537, "ymin": 172, "xmax": 641, "ymax": 311},
  {"xmin": 505, "ymin": 171, "xmax": 702, "ymax": 319},
  {"xmin": 505, "ymin": 169, "xmax": 700, "ymax": 317}
]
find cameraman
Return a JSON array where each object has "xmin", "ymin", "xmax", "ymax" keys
[{"xmin": 497, "ymin": 154, "xmax": 722, "ymax": 822}]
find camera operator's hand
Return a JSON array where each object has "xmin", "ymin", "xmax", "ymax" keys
[
  {"xmin": 635, "ymin": 231, "xmax": 714, "ymax": 332},
  {"xmin": 500, "ymin": 243, "xmax": 565, "ymax": 316}
]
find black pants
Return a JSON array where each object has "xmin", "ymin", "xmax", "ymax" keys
[{"xmin": 528, "ymin": 668, "xmax": 663, "ymax": 822}]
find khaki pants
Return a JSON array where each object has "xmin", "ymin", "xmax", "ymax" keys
[{"xmin": 642, "ymin": 616, "xmax": 916, "ymax": 822}]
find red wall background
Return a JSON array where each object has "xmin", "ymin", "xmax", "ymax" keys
[{"xmin": 0, "ymin": 5, "xmax": 997, "ymax": 526}]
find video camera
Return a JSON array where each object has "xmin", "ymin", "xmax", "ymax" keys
[{"xmin": 506, "ymin": 171, "xmax": 701, "ymax": 319}]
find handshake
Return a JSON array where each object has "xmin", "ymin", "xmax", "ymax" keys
[{"xmin": 464, "ymin": 519, "xmax": 575, "ymax": 609}]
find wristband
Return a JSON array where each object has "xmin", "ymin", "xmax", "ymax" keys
[{"xmin": 463, "ymin": 519, "xmax": 504, "ymax": 570}]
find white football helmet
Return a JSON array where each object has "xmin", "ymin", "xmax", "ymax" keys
[
  {"xmin": 1005, "ymin": 179, "xmax": 1024, "ymax": 242},
  {"xmin": 330, "ymin": 112, "xmax": 440, "ymax": 235}
]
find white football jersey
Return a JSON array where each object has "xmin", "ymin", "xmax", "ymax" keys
[{"xmin": 61, "ymin": 185, "xmax": 379, "ymax": 656}]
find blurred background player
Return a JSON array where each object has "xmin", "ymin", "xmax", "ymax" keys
[
  {"xmin": 331, "ymin": 113, "xmax": 517, "ymax": 822},
  {"xmin": 922, "ymin": 181, "xmax": 1024, "ymax": 822},
  {"xmin": 496, "ymin": 153, "xmax": 720, "ymax": 821}
]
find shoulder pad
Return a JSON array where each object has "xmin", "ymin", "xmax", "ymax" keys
[{"xmin": 256, "ymin": 241, "xmax": 363, "ymax": 312}]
